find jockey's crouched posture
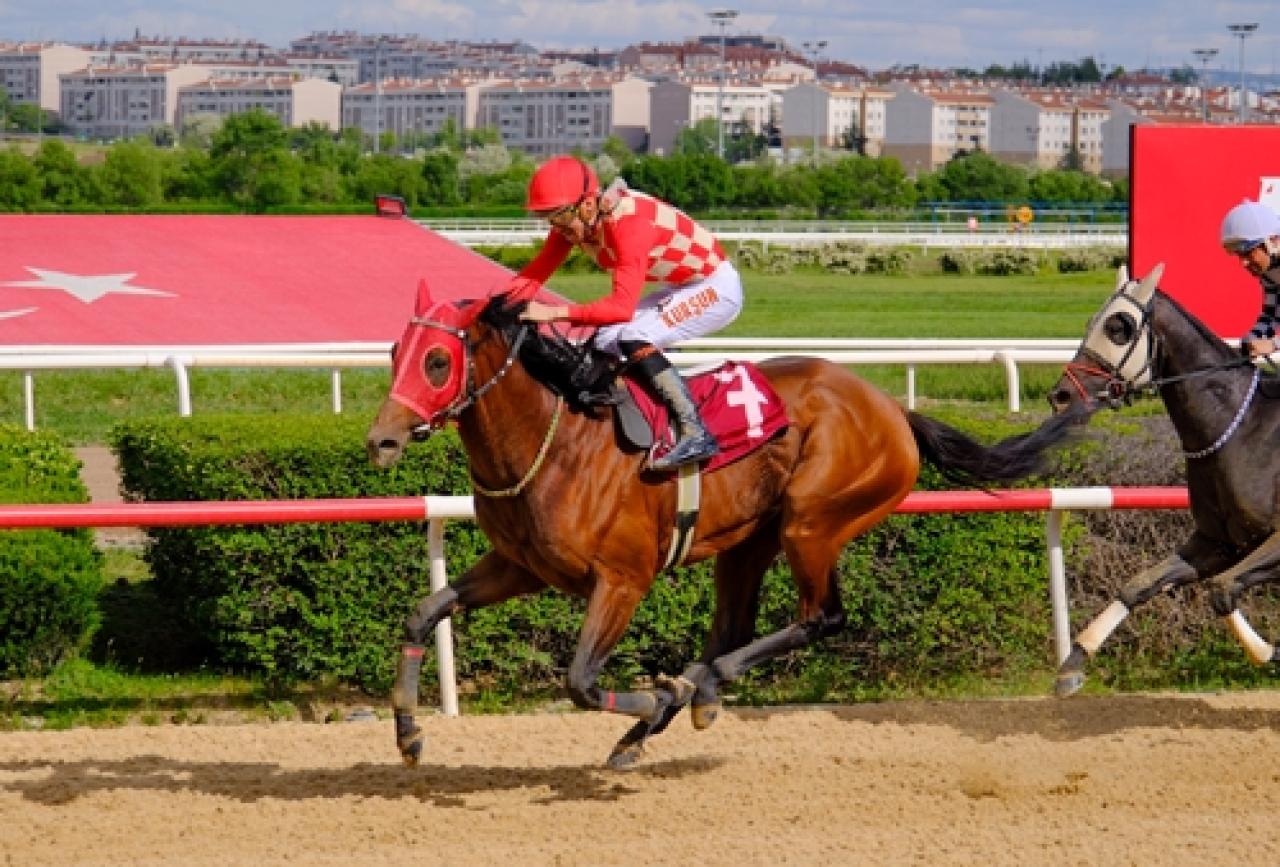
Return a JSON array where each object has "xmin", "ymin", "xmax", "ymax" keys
[{"xmin": 512, "ymin": 155, "xmax": 743, "ymax": 472}]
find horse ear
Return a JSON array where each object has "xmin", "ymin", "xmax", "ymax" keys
[
  {"xmin": 1134, "ymin": 262, "xmax": 1165, "ymax": 302},
  {"xmin": 456, "ymin": 295, "xmax": 487, "ymax": 326},
  {"xmin": 1115, "ymin": 264, "xmax": 1129, "ymax": 290},
  {"xmin": 414, "ymin": 278, "xmax": 434, "ymax": 316}
]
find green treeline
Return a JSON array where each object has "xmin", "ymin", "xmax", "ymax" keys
[{"xmin": 0, "ymin": 108, "xmax": 1128, "ymax": 218}]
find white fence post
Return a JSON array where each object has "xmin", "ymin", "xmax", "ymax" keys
[
  {"xmin": 428, "ymin": 518, "xmax": 459, "ymax": 717},
  {"xmin": 1045, "ymin": 510, "xmax": 1072, "ymax": 665}
]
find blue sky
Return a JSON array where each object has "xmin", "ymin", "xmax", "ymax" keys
[{"xmin": 3, "ymin": 1, "xmax": 1277, "ymax": 75}]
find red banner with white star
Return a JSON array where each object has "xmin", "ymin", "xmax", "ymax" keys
[{"xmin": 0, "ymin": 215, "xmax": 511, "ymax": 346}]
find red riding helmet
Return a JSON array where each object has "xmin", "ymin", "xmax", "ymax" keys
[{"xmin": 526, "ymin": 156, "xmax": 599, "ymax": 212}]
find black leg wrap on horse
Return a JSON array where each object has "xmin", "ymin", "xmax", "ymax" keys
[{"xmin": 392, "ymin": 644, "xmax": 426, "ymax": 764}]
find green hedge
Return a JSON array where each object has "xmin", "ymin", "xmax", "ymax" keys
[
  {"xmin": 111, "ymin": 410, "xmax": 1074, "ymax": 696},
  {"xmin": 0, "ymin": 426, "xmax": 102, "ymax": 676},
  {"xmin": 111, "ymin": 407, "xmax": 1280, "ymax": 700}
]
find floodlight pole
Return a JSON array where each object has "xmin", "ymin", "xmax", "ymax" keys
[
  {"xmin": 803, "ymin": 40, "xmax": 827, "ymax": 165},
  {"xmin": 1227, "ymin": 23, "xmax": 1258, "ymax": 124},
  {"xmin": 1191, "ymin": 48, "xmax": 1218, "ymax": 123},
  {"xmin": 708, "ymin": 9, "xmax": 738, "ymax": 160}
]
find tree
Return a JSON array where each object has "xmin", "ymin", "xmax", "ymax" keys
[
  {"xmin": 935, "ymin": 151, "xmax": 1029, "ymax": 203},
  {"xmin": 179, "ymin": 112, "xmax": 223, "ymax": 149},
  {"xmin": 0, "ymin": 148, "xmax": 41, "ymax": 210},
  {"xmin": 208, "ymin": 109, "xmax": 298, "ymax": 211},
  {"xmin": 420, "ymin": 148, "xmax": 461, "ymax": 206},
  {"xmin": 33, "ymin": 139, "xmax": 96, "ymax": 207},
  {"xmin": 674, "ymin": 118, "xmax": 717, "ymax": 157},
  {"xmin": 98, "ymin": 140, "xmax": 163, "ymax": 208}
]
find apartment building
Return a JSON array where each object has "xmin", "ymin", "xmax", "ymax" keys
[
  {"xmin": 475, "ymin": 77, "xmax": 614, "ymax": 157},
  {"xmin": 59, "ymin": 63, "xmax": 210, "ymax": 139},
  {"xmin": 0, "ymin": 42, "xmax": 92, "ymax": 113},
  {"xmin": 779, "ymin": 81, "xmax": 893, "ymax": 155},
  {"xmin": 989, "ymin": 89, "xmax": 1110, "ymax": 173},
  {"xmin": 882, "ymin": 85, "xmax": 994, "ymax": 173},
  {"xmin": 342, "ymin": 78, "xmax": 471, "ymax": 143},
  {"xmin": 177, "ymin": 76, "xmax": 341, "ymax": 130},
  {"xmin": 648, "ymin": 76, "xmax": 773, "ymax": 155}
]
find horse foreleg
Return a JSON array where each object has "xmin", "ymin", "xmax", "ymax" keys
[
  {"xmin": 393, "ymin": 552, "xmax": 544, "ymax": 767},
  {"xmin": 562, "ymin": 577, "xmax": 694, "ymax": 769},
  {"xmin": 608, "ymin": 532, "xmax": 780, "ymax": 767},
  {"xmin": 1207, "ymin": 530, "xmax": 1280, "ymax": 665},
  {"xmin": 1055, "ymin": 553, "xmax": 1197, "ymax": 697}
]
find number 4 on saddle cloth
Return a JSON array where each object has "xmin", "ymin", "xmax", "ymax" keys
[{"xmin": 623, "ymin": 361, "xmax": 789, "ymax": 473}]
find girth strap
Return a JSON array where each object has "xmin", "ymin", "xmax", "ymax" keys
[{"xmin": 661, "ymin": 463, "xmax": 701, "ymax": 571}]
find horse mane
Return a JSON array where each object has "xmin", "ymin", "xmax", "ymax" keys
[
  {"xmin": 1156, "ymin": 289, "xmax": 1235, "ymax": 357},
  {"xmin": 478, "ymin": 294, "xmax": 617, "ymax": 410}
]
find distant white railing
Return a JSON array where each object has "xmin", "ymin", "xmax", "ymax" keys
[
  {"xmin": 421, "ymin": 219, "xmax": 1128, "ymax": 249},
  {"xmin": 2, "ymin": 338, "xmax": 1087, "ymax": 429}
]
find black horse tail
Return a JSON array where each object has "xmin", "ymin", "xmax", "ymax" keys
[{"xmin": 906, "ymin": 407, "xmax": 1085, "ymax": 486}]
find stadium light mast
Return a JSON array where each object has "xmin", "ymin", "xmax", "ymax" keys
[
  {"xmin": 708, "ymin": 9, "xmax": 738, "ymax": 160},
  {"xmin": 803, "ymin": 40, "xmax": 827, "ymax": 165},
  {"xmin": 1227, "ymin": 23, "xmax": 1258, "ymax": 123},
  {"xmin": 1191, "ymin": 48, "xmax": 1219, "ymax": 122}
]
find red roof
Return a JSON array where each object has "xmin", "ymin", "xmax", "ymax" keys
[{"xmin": 0, "ymin": 215, "xmax": 510, "ymax": 346}]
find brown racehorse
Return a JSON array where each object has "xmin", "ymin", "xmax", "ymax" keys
[{"xmin": 367, "ymin": 280, "xmax": 1079, "ymax": 768}]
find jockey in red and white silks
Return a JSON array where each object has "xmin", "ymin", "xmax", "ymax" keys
[{"xmin": 511, "ymin": 156, "xmax": 742, "ymax": 471}]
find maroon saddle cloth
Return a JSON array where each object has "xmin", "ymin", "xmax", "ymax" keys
[{"xmin": 623, "ymin": 361, "xmax": 790, "ymax": 472}]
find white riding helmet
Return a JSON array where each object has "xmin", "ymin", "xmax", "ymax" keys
[{"xmin": 1220, "ymin": 199, "xmax": 1280, "ymax": 255}]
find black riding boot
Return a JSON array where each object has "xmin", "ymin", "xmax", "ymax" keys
[{"xmin": 630, "ymin": 347, "xmax": 719, "ymax": 471}]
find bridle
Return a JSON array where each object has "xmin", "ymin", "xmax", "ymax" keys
[
  {"xmin": 1059, "ymin": 281, "xmax": 1258, "ymax": 458},
  {"xmin": 1059, "ymin": 283, "xmax": 1160, "ymax": 411}
]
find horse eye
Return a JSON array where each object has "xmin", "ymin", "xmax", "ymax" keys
[
  {"xmin": 1103, "ymin": 312, "xmax": 1135, "ymax": 345},
  {"xmin": 423, "ymin": 347, "xmax": 452, "ymax": 387}
]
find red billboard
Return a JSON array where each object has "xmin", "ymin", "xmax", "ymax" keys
[{"xmin": 1131, "ymin": 125, "xmax": 1280, "ymax": 338}]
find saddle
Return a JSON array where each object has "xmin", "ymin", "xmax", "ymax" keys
[{"xmin": 514, "ymin": 323, "xmax": 789, "ymax": 472}]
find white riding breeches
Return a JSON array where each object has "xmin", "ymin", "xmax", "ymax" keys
[{"xmin": 592, "ymin": 260, "xmax": 744, "ymax": 357}]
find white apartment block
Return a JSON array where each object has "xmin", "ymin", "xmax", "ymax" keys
[
  {"xmin": 476, "ymin": 78, "xmax": 614, "ymax": 157},
  {"xmin": 177, "ymin": 76, "xmax": 341, "ymax": 130},
  {"xmin": 988, "ymin": 89, "xmax": 1109, "ymax": 173},
  {"xmin": 648, "ymin": 77, "xmax": 774, "ymax": 156},
  {"xmin": 882, "ymin": 85, "xmax": 994, "ymax": 174},
  {"xmin": 0, "ymin": 43, "xmax": 92, "ymax": 113},
  {"xmin": 779, "ymin": 82, "xmax": 893, "ymax": 156},
  {"xmin": 59, "ymin": 64, "xmax": 210, "ymax": 139},
  {"xmin": 342, "ymin": 79, "xmax": 471, "ymax": 144}
]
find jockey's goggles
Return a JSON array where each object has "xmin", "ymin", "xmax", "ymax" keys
[
  {"xmin": 1223, "ymin": 237, "xmax": 1267, "ymax": 256},
  {"xmin": 540, "ymin": 203, "xmax": 580, "ymax": 228}
]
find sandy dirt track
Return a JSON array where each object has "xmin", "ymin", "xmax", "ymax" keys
[{"xmin": 3, "ymin": 692, "xmax": 1280, "ymax": 866}]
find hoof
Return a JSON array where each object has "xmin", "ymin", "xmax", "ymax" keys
[
  {"xmin": 1054, "ymin": 644, "xmax": 1087, "ymax": 698},
  {"xmin": 691, "ymin": 701, "xmax": 720, "ymax": 730},
  {"xmin": 606, "ymin": 740, "xmax": 645, "ymax": 771},
  {"xmin": 1054, "ymin": 670, "xmax": 1085, "ymax": 698},
  {"xmin": 395, "ymin": 713, "xmax": 424, "ymax": 767},
  {"xmin": 655, "ymin": 672, "xmax": 696, "ymax": 708}
]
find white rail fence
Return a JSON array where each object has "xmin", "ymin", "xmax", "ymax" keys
[
  {"xmin": 2, "ymin": 338, "xmax": 1085, "ymax": 429},
  {"xmin": 423, "ymin": 219, "xmax": 1128, "ymax": 250}
]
